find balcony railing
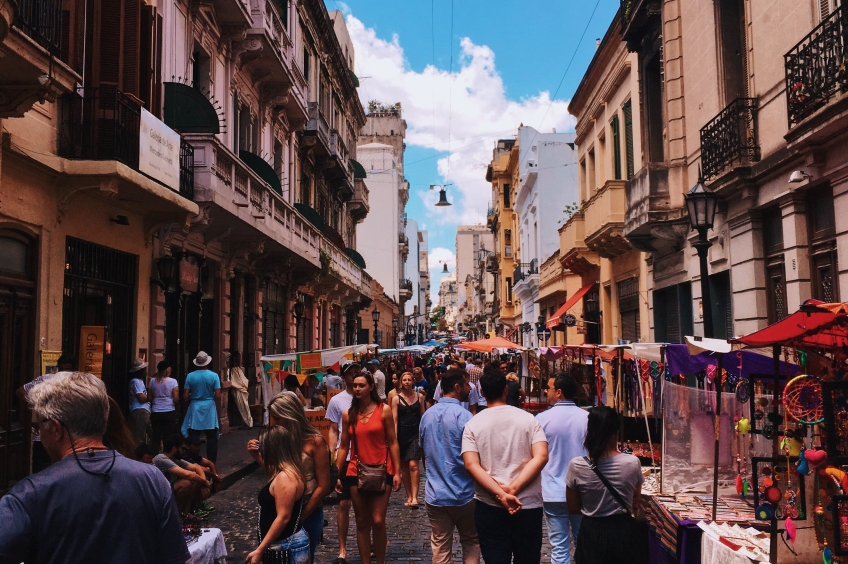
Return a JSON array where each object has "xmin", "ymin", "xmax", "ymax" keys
[
  {"xmin": 179, "ymin": 140, "xmax": 195, "ymax": 200},
  {"xmin": 513, "ymin": 260, "xmax": 539, "ymax": 283},
  {"xmin": 59, "ymin": 86, "xmax": 140, "ymax": 169},
  {"xmin": 784, "ymin": 5, "xmax": 848, "ymax": 127},
  {"xmin": 15, "ymin": 0, "xmax": 62, "ymax": 54},
  {"xmin": 699, "ymin": 98, "xmax": 759, "ymax": 180},
  {"xmin": 306, "ymin": 102, "xmax": 331, "ymax": 152},
  {"xmin": 320, "ymin": 239, "xmax": 372, "ymax": 298}
]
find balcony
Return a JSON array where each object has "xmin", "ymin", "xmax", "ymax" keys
[
  {"xmin": 187, "ymin": 133, "xmax": 320, "ymax": 267},
  {"xmin": 399, "ymin": 234, "xmax": 409, "ymax": 257},
  {"xmin": 210, "ymin": 0, "xmax": 252, "ymax": 27},
  {"xmin": 0, "ymin": 0, "xmax": 77, "ymax": 117},
  {"xmin": 620, "ymin": 0, "xmax": 662, "ymax": 50},
  {"xmin": 304, "ymin": 102, "xmax": 331, "ymax": 156},
  {"xmin": 559, "ymin": 213, "xmax": 598, "ymax": 275},
  {"xmin": 583, "ymin": 180, "xmax": 631, "ymax": 259},
  {"xmin": 348, "ymin": 180, "xmax": 370, "ymax": 222},
  {"xmin": 785, "ymin": 6, "xmax": 848, "ymax": 128},
  {"xmin": 318, "ymin": 239, "xmax": 373, "ymax": 300},
  {"xmin": 485, "ymin": 255, "xmax": 499, "ymax": 273},
  {"xmin": 486, "ymin": 205, "xmax": 497, "ymax": 229},
  {"xmin": 699, "ymin": 98, "xmax": 759, "ymax": 180},
  {"xmin": 245, "ymin": 0, "xmax": 294, "ymax": 85},
  {"xmin": 58, "ymin": 86, "xmax": 194, "ymax": 200},
  {"xmin": 623, "ymin": 164, "xmax": 687, "ymax": 253},
  {"xmin": 328, "ymin": 129, "xmax": 354, "ymax": 198},
  {"xmin": 399, "ymin": 279, "xmax": 413, "ymax": 301}
]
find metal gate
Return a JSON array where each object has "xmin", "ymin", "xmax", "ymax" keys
[{"xmin": 62, "ymin": 237, "xmax": 137, "ymax": 410}]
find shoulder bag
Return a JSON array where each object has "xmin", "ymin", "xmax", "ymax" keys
[
  {"xmin": 353, "ymin": 405, "xmax": 388, "ymax": 493},
  {"xmin": 258, "ymin": 496, "xmax": 309, "ymax": 564}
]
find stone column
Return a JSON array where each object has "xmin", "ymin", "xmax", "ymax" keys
[
  {"xmin": 833, "ymin": 177, "xmax": 848, "ymax": 299},
  {"xmin": 728, "ymin": 211, "xmax": 768, "ymax": 336},
  {"xmin": 217, "ymin": 273, "xmax": 232, "ymax": 434},
  {"xmin": 780, "ymin": 194, "xmax": 811, "ymax": 314}
]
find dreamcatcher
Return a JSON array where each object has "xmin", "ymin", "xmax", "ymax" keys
[{"xmin": 783, "ymin": 375, "xmax": 825, "ymax": 426}]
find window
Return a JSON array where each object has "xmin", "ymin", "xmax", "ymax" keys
[
  {"xmin": 263, "ymin": 282, "xmax": 287, "ymax": 355},
  {"xmin": 623, "ymin": 100, "xmax": 635, "ymax": 179},
  {"xmin": 303, "ymin": 48, "xmax": 310, "ymax": 80},
  {"xmin": 762, "ymin": 206, "xmax": 787, "ymax": 323},
  {"xmin": 276, "ymin": 0, "xmax": 288, "ymax": 29},
  {"xmin": 617, "ymin": 277, "xmax": 640, "ymax": 343},
  {"xmin": 295, "ymin": 294, "xmax": 313, "ymax": 352},
  {"xmin": 506, "ymin": 277, "xmax": 513, "ymax": 303},
  {"xmin": 809, "ymin": 186, "xmax": 838, "ymax": 303},
  {"xmin": 504, "ymin": 229, "xmax": 512, "ymax": 257},
  {"xmin": 642, "ymin": 47, "xmax": 665, "ymax": 163},
  {"xmin": 0, "ymin": 236, "xmax": 28, "ymax": 275},
  {"xmin": 653, "ymin": 283, "xmax": 693, "ymax": 344},
  {"xmin": 611, "ymin": 114, "xmax": 622, "ymax": 180},
  {"xmin": 503, "ymin": 183, "xmax": 511, "ymax": 208},
  {"xmin": 586, "ymin": 148, "xmax": 596, "ymax": 194}
]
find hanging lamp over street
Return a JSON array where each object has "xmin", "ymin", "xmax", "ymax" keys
[{"xmin": 435, "ymin": 188, "xmax": 452, "ymax": 206}]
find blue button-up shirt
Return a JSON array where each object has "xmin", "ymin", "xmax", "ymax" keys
[
  {"xmin": 419, "ymin": 398, "xmax": 475, "ymax": 506},
  {"xmin": 536, "ymin": 401, "xmax": 588, "ymax": 502}
]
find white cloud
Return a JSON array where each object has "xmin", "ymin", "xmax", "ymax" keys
[{"xmin": 346, "ymin": 15, "xmax": 576, "ymax": 229}]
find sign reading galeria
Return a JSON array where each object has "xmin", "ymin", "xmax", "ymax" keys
[{"xmin": 139, "ymin": 108, "xmax": 181, "ymax": 190}]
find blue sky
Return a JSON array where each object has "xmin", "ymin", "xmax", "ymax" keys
[{"xmin": 329, "ymin": 0, "xmax": 620, "ymax": 301}]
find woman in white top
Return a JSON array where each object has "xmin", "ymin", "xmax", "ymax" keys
[
  {"xmin": 566, "ymin": 405, "xmax": 647, "ymax": 564},
  {"xmin": 148, "ymin": 360, "xmax": 179, "ymax": 453}
]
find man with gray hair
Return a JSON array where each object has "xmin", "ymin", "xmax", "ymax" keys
[{"xmin": 0, "ymin": 371, "xmax": 189, "ymax": 563}]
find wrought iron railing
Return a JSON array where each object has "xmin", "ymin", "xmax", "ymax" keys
[
  {"xmin": 513, "ymin": 260, "xmax": 538, "ymax": 283},
  {"xmin": 699, "ymin": 98, "xmax": 759, "ymax": 180},
  {"xmin": 179, "ymin": 140, "xmax": 194, "ymax": 200},
  {"xmin": 784, "ymin": 5, "xmax": 848, "ymax": 127},
  {"xmin": 58, "ymin": 86, "xmax": 141, "ymax": 169},
  {"xmin": 15, "ymin": 0, "xmax": 63, "ymax": 54}
]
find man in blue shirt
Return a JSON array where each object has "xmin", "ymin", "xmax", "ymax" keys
[
  {"xmin": 419, "ymin": 369, "xmax": 481, "ymax": 564},
  {"xmin": 535, "ymin": 373, "xmax": 588, "ymax": 564}
]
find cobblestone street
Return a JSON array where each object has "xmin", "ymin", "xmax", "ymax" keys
[{"xmin": 207, "ymin": 464, "xmax": 554, "ymax": 563}]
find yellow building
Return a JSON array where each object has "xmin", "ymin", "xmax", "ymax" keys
[
  {"xmin": 558, "ymin": 16, "xmax": 650, "ymax": 344},
  {"xmin": 485, "ymin": 139, "xmax": 520, "ymax": 340}
]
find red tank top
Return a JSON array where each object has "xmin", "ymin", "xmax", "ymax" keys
[{"xmin": 346, "ymin": 403, "xmax": 395, "ymax": 477}]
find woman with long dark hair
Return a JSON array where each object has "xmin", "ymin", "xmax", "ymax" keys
[
  {"xmin": 565, "ymin": 405, "xmax": 648, "ymax": 564},
  {"xmin": 248, "ymin": 392, "xmax": 331, "ymax": 557},
  {"xmin": 246, "ymin": 426, "xmax": 311, "ymax": 564},
  {"xmin": 390, "ymin": 371, "xmax": 424, "ymax": 507},
  {"xmin": 335, "ymin": 372, "xmax": 402, "ymax": 564}
]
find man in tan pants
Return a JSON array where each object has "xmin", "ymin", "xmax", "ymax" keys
[{"xmin": 419, "ymin": 369, "xmax": 480, "ymax": 563}]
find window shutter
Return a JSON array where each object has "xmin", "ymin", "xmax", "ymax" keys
[
  {"xmin": 99, "ymin": 0, "xmax": 122, "ymax": 84},
  {"xmin": 623, "ymin": 100, "xmax": 635, "ymax": 179},
  {"xmin": 122, "ymin": 0, "xmax": 141, "ymax": 97}
]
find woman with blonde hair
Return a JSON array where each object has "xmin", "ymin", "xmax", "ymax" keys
[
  {"xmin": 390, "ymin": 371, "xmax": 424, "ymax": 507},
  {"xmin": 246, "ymin": 426, "xmax": 311, "ymax": 564},
  {"xmin": 247, "ymin": 392, "xmax": 330, "ymax": 557}
]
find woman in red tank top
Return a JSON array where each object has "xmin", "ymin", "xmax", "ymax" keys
[{"xmin": 335, "ymin": 371, "xmax": 402, "ymax": 564}]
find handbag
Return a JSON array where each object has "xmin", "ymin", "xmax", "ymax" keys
[
  {"xmin": 352, "ymin": 406, "xmax": 388, "ymax": 493},
  {"xmin": 258, "ymin": 496, "xmax": 307, "ymax": 564},
  {"xmin": 583, "ymin": 456, "xmax": 650, "ymax": 562}
]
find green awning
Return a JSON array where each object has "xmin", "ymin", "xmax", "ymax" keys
[
  {"xmin": 349, "ymin": 69, "xmax": 360, "ymax": 88},
  {"xmin": 350, "ymin": 159, "xmax": 367, "ymax": 179},
  {"xmin": 164, "ymin": 82, "xmax": 220, "ymax": 134},
  {"xmin": 294, "ymin": 203, "xmax": 324, "ymax": 230},
  {"xmin": 346, "ymin": 248, "xmax": 367, "ymax": 269},
  {"xmin": 239, "ymin": 151, "xmax": 282, "ymax": 195}
]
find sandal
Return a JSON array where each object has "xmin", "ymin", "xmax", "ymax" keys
[{"xmin": 331, "ymin": 559, "xmax": 347, "ymax": 564}]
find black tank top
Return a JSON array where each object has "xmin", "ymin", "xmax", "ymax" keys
[{"xmin": 258, "ymin": 479, "xmax": 304, "ymax": 542}]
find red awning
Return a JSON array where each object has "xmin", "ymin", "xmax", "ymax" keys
[
  {"xmin": 546, "ymin": 282, "xmax": 597, "ymax": 329},
  {"xmin": 731, "ymin": 300, "xmax": 848, "ymax": 349}
]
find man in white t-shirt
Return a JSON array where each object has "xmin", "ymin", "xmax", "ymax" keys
[
  {"xmin": 462, "ymin": 369, "xmax": 548, "ymax": 564},
  {"xmin": 368, "ymin": 359, "xmax": 386, "ymax": 400},
  {"xmin": 326, "ymin": 359, "xmax": 358, "ymax": 564}
]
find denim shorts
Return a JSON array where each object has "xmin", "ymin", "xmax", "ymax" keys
[{"xmin": 265, "ymin": 528, "xmax": 311, "ymax": 564}]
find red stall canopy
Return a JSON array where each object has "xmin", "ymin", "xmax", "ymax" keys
[
  {"xmin": 731, "ymin": 300, "xmax": 848, "ymax": 349},
  {"xmin": 546, "ymin": 282, "xmax": 597, "ymax": 329}
]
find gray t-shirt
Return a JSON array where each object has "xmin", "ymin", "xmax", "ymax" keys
[
  {"xmin": 565, "ymin": 454, "xmax": 643, "ymax": 517},
  {"xmin": 153, "ymin": 454, "xmax": 190, "ymax": 485}
]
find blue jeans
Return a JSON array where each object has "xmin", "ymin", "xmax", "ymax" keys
[
  {"xmin": 544, "ymin": 501, "xmax": 583, "ymax": 564},
  {"xmin": 266, "ymin": 528, "xmax": 311, "ymax": 564},
  {"xmin": 302, "ymin": 505, "xmax": 323, "ymax": 557}
]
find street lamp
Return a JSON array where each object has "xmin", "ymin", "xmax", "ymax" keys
[
  {"xmin": 392, "ymin": 318, "xmax": 398, "ymax": 347},
  {"xmin": 431, "ymin": 184, "xmax": 453, "ymax": 207},
  {"xmin": 157, "ymin": 255, "xmax": 179, "ymax": 293},
  {"xmin": 371, "ymin": 306, "xmax": 380, "ymax": 344},
  {"xmin": 685, "ymin": 174, "xmax": 719, "ymax": 338}
]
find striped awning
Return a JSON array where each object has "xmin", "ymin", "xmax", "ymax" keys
[{"xmin": 546, "ymin": 282, "xmax": 597, "ymax": 329}]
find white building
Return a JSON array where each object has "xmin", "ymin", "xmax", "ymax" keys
[
  {"xmin": 439, "ymin": 274, "xmax": 459, "ymax": 331},
  {"xmin": 357, "ymin": 106, "xmax": 411, "ymax": 310},
  {"xmin": 513, "ymin": 126, "xmax": 578, "ymax": 346},
  {"xmin": 455, "ymin": 225, "xmax": 494, "ymax": 335}
]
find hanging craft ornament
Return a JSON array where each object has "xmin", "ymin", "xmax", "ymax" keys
[
  {"xmin": 736, "ymin": 381, "xmax": 750, "ymax": 403},
  {"xmin": 784, "ymin": 375, "xmax": 825, "ymax": 425}
]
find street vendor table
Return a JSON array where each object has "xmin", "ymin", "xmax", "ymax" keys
[
  {"xmin": 647, "ymin": 497, "xmax": 703, "ymax": 564},
  {"xmin": 187, "ymin": 528, "xmax": 227, "ymax": 564}
]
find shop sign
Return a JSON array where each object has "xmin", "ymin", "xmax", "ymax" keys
[
  {"xmin": 179, "ymin": 260, "xmax": 199, "ymax": 293},
  {"xmin": 139, "ymin": 108, "xmax": 181, "ymax": 191},
  {"xmin": 297, "ymin": 352, "xmax": 323, "ymax": 372},
  {"xmin": 40, "ymin": 350, "xmax": 63, "ymax": 375},
  {"xmin": 305, "ymin": 409, "xmax": 332, "ymax": 446},
  {"xmin": 79, "ymin": 326, "xmax": 106, "ymax": 378}
]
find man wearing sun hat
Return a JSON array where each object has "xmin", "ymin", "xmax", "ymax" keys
[
  {"xmin": 127, "ymin": 357, "xmax": 151, "ymax": 446},
  {"xmin": 181, "ymin": 351, "xmax": 222, "ymax": 463}
]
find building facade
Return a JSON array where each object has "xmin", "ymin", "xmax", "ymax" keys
[
  {"xmin": 512, "ymin": 126, "xmax": 579, "ymax": 347},
  {"xmin": 438, "ymin": 273, "xmax": 459, "ymax": 332},
  {"xmin": 455, "ymin": 225, "xmax": 493, "ymax": 336},
  {"xmin": 0, "ymin": 0, "xmax": 375, "ymax": 490}
]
